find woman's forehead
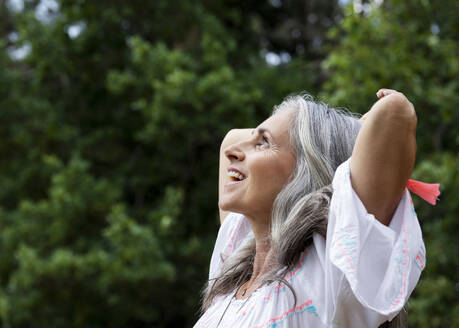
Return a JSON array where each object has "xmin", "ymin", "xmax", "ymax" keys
[{"xmin": 256, "ymin": 109, "xmax": 294, "ymax": 145}]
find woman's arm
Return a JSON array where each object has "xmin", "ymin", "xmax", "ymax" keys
[
  {"xmin": 218, "ymin": 128, "xmax": 253, "ymax": 224},
  {"xmin": 350, "ymin": 89, "xmax": 418, "ymax": 226}
]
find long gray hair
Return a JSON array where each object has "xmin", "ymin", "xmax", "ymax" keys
[{"xmin": 201, "ymin": 93, "xmax": 406, "ymax": 327}]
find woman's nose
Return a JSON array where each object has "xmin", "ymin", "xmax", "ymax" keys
[{"xmin": 224, "ymin": 143, "xmax": 245, "ymax": 161}]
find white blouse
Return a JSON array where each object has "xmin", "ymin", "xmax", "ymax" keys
[{"xmin": 194, "ymin": 157, "xmax": 426, "ymax": 328}]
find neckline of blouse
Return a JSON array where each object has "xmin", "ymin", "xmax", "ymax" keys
[{"xmin": 231, "ymin": 281, "xmax": 271, "ymax": 304}]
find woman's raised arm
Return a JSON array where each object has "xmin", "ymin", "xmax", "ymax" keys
[
  {"xmin": 218, "ymin": 128, "xmax": 253, "ymax": 224},
  {"xmin": 350, "ymin": 89, "xmax": 418, "ymax": 226}
]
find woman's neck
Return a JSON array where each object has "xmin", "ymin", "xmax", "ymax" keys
[
  {"xmin": 252, "ymin": 240, "xmax": 272, "ymax": 280},
  {"xmin": 247, "ymin": 215, "xmax": 273, "ymax": 281}
]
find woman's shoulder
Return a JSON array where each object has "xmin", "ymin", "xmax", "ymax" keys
[{"xmin": 209, "ymin": 212, "xmax": 253, "ymax": 279}]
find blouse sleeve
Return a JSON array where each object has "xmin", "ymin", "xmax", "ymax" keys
[
  {"xmin": 208, "ymin": 212, "xmax": 252, "ymax": 280},
  {"xmin": 319, "ymin": 157, "xmax": 426, "ymax": 327}
]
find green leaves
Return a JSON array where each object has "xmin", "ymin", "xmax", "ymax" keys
[{"xmin": 0, "ymin": 151, "xmax": 184, "ymax": 326}]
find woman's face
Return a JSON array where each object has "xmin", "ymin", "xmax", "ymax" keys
[{"xmin": 219, "ymin": 109, "xmax": 296, "ymax": 224}]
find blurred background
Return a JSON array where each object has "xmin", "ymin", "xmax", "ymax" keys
[{"xmin": 0, "ymin": 0, "xmax": 457, "ymax": 327}]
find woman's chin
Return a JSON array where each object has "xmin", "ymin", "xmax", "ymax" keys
[
  {"xmin": 218, "ymin": 201, "xmax": 232, "ymax": 212},
  {"xmin": 219, "ymin": 199, "xmax": 241, "ymax": 213}
]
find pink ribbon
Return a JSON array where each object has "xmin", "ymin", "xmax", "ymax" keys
[{"xmin": 406, "ymin": 179, "xmax": 441, "ymax": 205}]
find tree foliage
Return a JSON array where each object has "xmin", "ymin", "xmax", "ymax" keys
[{"xmin": 0, "ymin": 0, "xmax": 457, "ymax": 327}]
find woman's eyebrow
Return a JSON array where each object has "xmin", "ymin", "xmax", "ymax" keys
[
  {"xmin": 252, "ymin": 127, "xmax": 277, "ymax": 143},
  {"xmin": 251, "ymin": 127, "xmax": 269, "ymax": 136}
]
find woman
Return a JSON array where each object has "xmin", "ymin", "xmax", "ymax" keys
[{"xmin": 195, "ymin": 89, "xmax": 427, "ymax": 327}]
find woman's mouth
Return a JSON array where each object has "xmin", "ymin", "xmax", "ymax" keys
[
  {"xmin": 226, "ymin": 169, "xmax": 246, "ymax": 185},
  {"xmin": 225, "ymin": 179, "xmax": 245, "ymax": 186}
]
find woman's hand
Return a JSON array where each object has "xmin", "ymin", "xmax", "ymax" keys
[
  {"xmin": 376, "ymin": 88, "xmax": 400, "ymax": 99},
  {"xmin": 360, "ymin": 88, "xmax": 416, "ymax": 124}
]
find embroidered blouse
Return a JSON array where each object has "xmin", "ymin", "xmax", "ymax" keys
[{"xmin": 194, "ymin": 157, "xmax": 426, "ymax": 328}]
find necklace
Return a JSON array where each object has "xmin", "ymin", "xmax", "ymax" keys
[
  {"xmin": 240, "ymin": 280, "xmax": 249, "ymax": 297},
  {"xmin": 215, "ymin": 283, "xmax": 257, "ymax": 328},
  {"xmin": 239, "ymin": 279, "xmax": 255, "ymax": 297}
]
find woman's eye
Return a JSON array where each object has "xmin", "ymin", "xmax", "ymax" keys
[{"xmin": 256, "ymin": 136, "xmax": 269, "ymax": 149}]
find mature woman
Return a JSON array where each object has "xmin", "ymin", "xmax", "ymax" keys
[{"xmin": 194, "ymin": 89, "xmax": 427, "ymax": 328}]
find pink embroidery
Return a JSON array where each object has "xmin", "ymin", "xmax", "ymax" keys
[
  {"xmin": 274, "ymin": 250, "xmax": 309, "ymax": 292},
  {"xmin": 388, "ymin": 219, "xmax": 409, "ymax": 311},
  {"xmin": 332, "ymin": 230, "xmax": 356, "ymax": 272},
  {"xmin": 415, "ymin": 254, "xmax": 424, "ymax": 271},
  {"xmin": 240, "ymin": 304, "xmax": 256, "ymax": 318},
  {"xmin": 251, "ymin": 299, "xmax": 316, "ymax": 328}
]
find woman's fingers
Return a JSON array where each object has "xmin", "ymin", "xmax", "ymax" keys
[
  {"xmin": 361, "ymin": 88, "xmax": 413, "ymax": 124},
  {"xmin": 376, "ymin": 88, "xmax": 399, "ymax": 99},
  {"xmin": 362, "ymin": 88, "xmax": 410, "ymax": 123},
  {"xmin": 362, "ymin": 89, "xmax": 398, "ymax": 122},
  {"xmin": 376, "ymin": 88, "xmax": 414, "ymax": 107}
]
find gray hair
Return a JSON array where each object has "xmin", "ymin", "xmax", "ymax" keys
[{"xmin": 201, "ymin": 93, "xmax": 406, "ymax": 327}]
